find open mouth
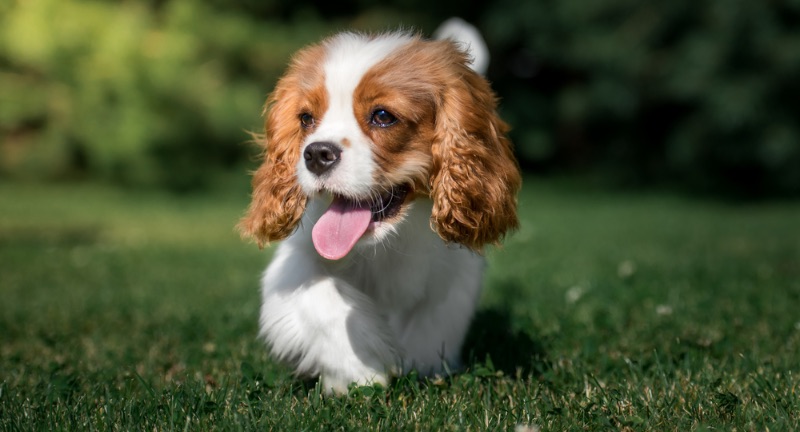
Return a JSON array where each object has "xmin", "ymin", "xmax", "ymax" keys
[
  {"xmin": 368, "ymin": 184, "xmax": 411, "ymax": 223},
  {"xmin": 311, "ymin": 184, "xmax": 412, "ymax": 260}
]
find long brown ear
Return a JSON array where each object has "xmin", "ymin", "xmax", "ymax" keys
[
  {"xmin": 429, "ymin": 47, "xmax": 522, "ymax": 251},
  {"xmin": 238, "ymin": 82, "xmax": 309, "ymax": 247}
]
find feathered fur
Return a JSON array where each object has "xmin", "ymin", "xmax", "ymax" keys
[{"xmin": 239, "ymin": 28, "xmax": 520, "ymax": 394}]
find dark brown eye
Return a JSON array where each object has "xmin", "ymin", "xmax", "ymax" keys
[
  {"xmin": 370, "ymin": 109, "xmax": 397, "ymax": 128},
  {"xmin": 300, "ymin": 113, "xmax": 315, "ymax": 129}
]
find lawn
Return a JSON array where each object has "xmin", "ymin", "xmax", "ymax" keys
[{"xmin": 1, "ymin": 179, "xmax": 798, "ymax": 430}]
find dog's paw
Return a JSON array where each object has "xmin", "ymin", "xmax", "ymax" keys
[{"xmin": 320, "ymin": 370, "xmax": 390, "ymax": 396}]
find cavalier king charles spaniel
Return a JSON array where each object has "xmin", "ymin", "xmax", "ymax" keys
[{"xmin": 240, "ymin": 22, "xmax": 521, "ymax": 394}]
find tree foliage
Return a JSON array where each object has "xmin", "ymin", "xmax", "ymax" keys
[
  {"xmin": 483, "ymin": 0, "xmax": 800, "ymax": 196},
  {"xmin": 0, "ymin": 0, "xmax": 334, "ymax": 189},
  {"xmin": 2, "ymin": 0, "xmax": 799, "ymax": 196}
]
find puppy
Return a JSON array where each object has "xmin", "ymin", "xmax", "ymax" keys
[{"xmin": 240, "ymin": 25, "xmax": 521, "ymax": 394}]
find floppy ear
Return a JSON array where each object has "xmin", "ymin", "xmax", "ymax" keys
[
  {"xmin": 429, "ymin": 53, "xmax": 522, "ymax": 251},
  {"xmin": 238, "ymin": 84, "xmax": 308, "ymax": 247}
]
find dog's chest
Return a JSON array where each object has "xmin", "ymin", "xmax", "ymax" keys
[{"xmin": 336, "ymin": 255, "xmax": 439, "ymax": 312}]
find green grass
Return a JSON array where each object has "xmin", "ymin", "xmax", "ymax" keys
[{"xmin": 1, "ymin": 179, "xmax": 798, "ymax": 430}]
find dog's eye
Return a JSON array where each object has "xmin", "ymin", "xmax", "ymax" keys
[
  {"xmin": 300, "ymin": 113, "xmax": 315, "ymax": 129},
  {"xmin": 370, "ymin": 109, "xmax": 397, "ymax": 128}
]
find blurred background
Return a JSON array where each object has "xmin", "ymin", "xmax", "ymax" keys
[{"xmin": 1, "ymin": 0, "xmax": 799, "ymax": 198}]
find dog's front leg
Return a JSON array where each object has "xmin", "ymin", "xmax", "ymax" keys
[{"xmin": 259, "ymin": 246, "xmax": 400, "ymax": 395}]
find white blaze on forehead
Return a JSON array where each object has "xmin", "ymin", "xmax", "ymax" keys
[
  {"xmin": 322, "ymin": 32, "xmax": 414, "ymax": 105},
  {"xmin": 299, "ymin": 33, "xmax": 414, "ymax": 197},
  {"xmin": 317, "ymin": 32, "xmax": 414, "ymax": 138}
]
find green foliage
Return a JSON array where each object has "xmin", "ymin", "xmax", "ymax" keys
[
  {"xmin": 3, "ymin": 0, "xmax": 799, "ymax": 197},
  {"xmin": 1, "ymin": 180, "xmax": 799, "ymax": 429},
  {"xmin": 0, "ymin": 0, "xmax": 334, "ymax": 189},
  {"xmin": 484, "ymin": 0, "xmax": 800, "ymax": 196}
]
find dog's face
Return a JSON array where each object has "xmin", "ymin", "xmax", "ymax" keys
[{"xmin": 240, "ymin": 32, "xmax": 521, "ymax": 259}]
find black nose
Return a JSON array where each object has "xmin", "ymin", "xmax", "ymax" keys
[{"xmin": 304, "ymin": 142, "xmax": 342, "ymax": 176}]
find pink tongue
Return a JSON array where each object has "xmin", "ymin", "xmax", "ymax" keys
[{"xmin": 312, "ymin": 197, "xmax": 372, "ymax": 260}]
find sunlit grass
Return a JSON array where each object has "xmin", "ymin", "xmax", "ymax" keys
[{"xmin": 1, "ymin": 179, "xmax": 798, "ymax": 430}]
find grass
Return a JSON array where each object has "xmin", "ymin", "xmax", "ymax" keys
[{"xmin": 0, "ymin": 178, "xmax": 798, "ymax": 430}]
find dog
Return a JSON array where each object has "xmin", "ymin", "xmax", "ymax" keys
[{"xmin": 240, "ymin": 21, "xmax": 521, "ymax": 394}]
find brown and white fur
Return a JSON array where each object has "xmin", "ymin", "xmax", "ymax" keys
[{"xmin": 240, "ymin": 25, "xmax": 521, "ymax": 394}]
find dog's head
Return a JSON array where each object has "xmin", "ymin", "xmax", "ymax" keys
[{"xmin": 240, "ymin": 32, "xmax": 521, "ymax": 259}]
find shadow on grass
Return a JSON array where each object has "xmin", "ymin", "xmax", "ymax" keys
[
  {"xmin": 280, "ymin": 304, "xmax": 551, "ymax": 397},
  {"xmin": 288, "ymin": 308, "xmax": 551, "ymax": 397},
  {"xmin": 462, "ymin": 308, "xmax": 550, "ymax": 378}
]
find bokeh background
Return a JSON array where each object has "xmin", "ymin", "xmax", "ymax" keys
[
  {"xmin": 2, "ymin": 2, "xmax": 800, "ymax": 428},
  {"xmin": 3, "ymin": 0, "xmax": 799, "ymax": 197}
]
